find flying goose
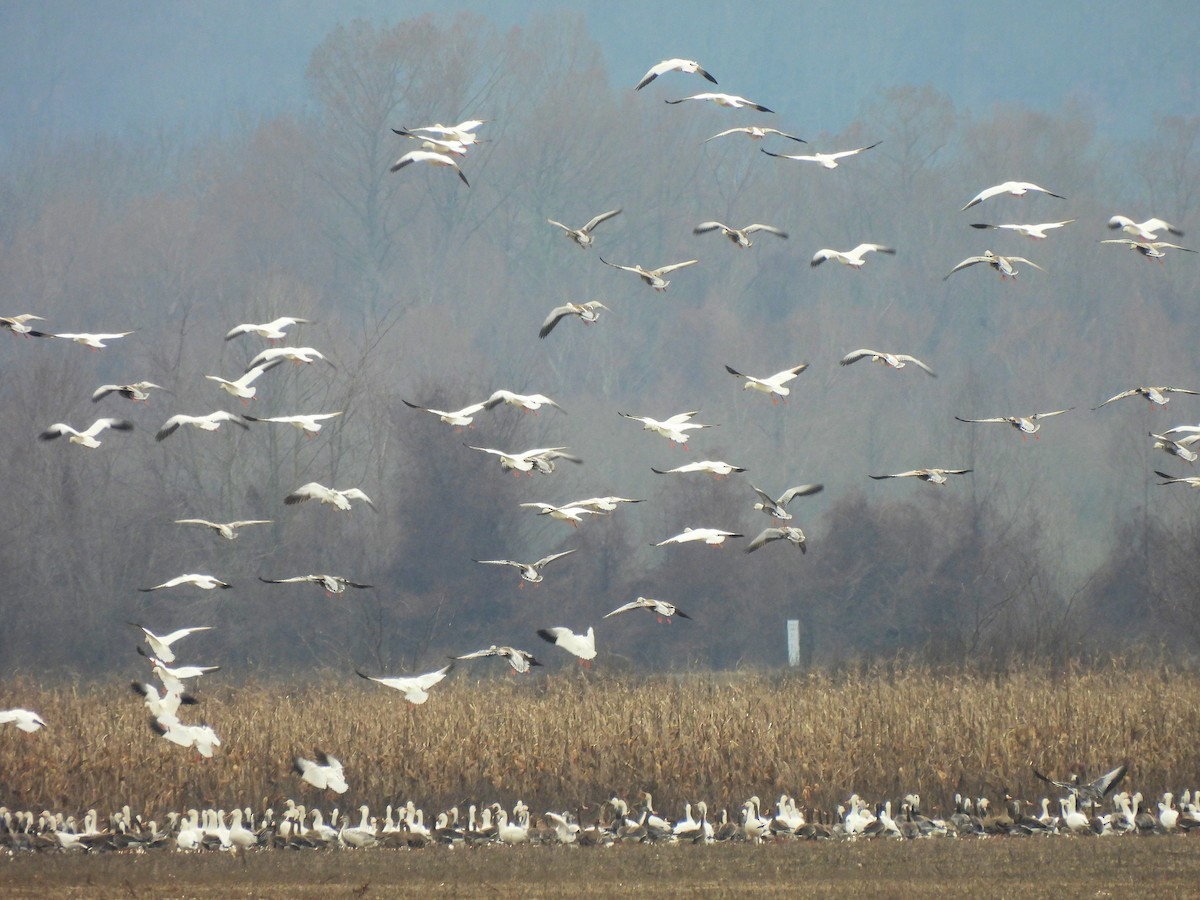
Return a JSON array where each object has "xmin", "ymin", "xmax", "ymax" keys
[
  {"xmin": 174, "ymin": 518, "xmax": 273, "ymax": 540},
  {"xmin": 483, "ymin": 389, "xmax": 565, "ymax": 414},
  {"xmin": 1094, "ymin": 386, "xmax": 1200, "ymax": 409},
  {"xmin": 204, "ymin": 362, "xmax": 281, "ymax": 401},
  {"xmin": 839, "ymin": 349, "xmax": 936, "ymax": 376},
  {"xmin": 1033, "ymin": 764, "xmax": 1128, "ymax": 809},
  {"xmin": 635, "ymin": 58, "xmax": 717, "ymax": 91},
  {"xmin": 665, "ymin": 92, "xmax": 773, "ymax": 112},
  {"xmin": 1154, "ymin": 470, "xmax": 1200, "ymax": 487},
  {"xmin": 694, "ymin": 221, "xmax": 787, "ymax": 248},
  {"xmin": 389, "ymin": 129, "xmax": 470, "ymax": 157},
  {"xmin": 566, "ymin": 496, "xmax": 644, "ymax": 512},
  {"xmin": 651, "ymin": 459, "xmax": 746, "ymax": 477},
  {"xmin": 539, "ymin": 301, "xmax": 609, "ymax": 338},
  {"xmin": 474, "ymin": 550, "xmax": 578, "ymax": 585},
  {"xmin": 137, "ymin": 647, "xmax": 221, "ymax": 686},
  {"xmin": 811, "ymin": 243, "xmax": 895, "ymax": 268},
  {"xmin": 869, "ymin": 468, "xmax": 972, "ymax": 485},
  {"xmin": 619, "ymin": 410, "xmax": 715, "ymax": 448},
  {"xmin": 599, "ymin": 256, "xmax": 698, "ymax": 291},
  {"xmin": 53, "ymin": 331, "xmax": 134, "ymax": 349},
  {"xmin": 537, "ymin": 626, "xmax": 597, "ymax": 663},
  {"xmin": 246, "ymin": 346, "xmax": 333, "ymax": 371},
  {"xmin": 546, "ymin": 209, "xmax": 621, "ymax": 248},
  {"xmin": 284, "ymin": 482, "xmax": 376, "ymax": 511},
  {"xmin": 969, "ymin": 220, "xmax": 1075, "ymax": 239},
  {"xmin": 602, "ymin": 597, "xmax": 691, "ymax": 622},
  {"xmin": 130, "ymin": 681, "xmax": 197, "ymax": 722},
  {"xmin": 744, "ymin": 526, "xmax": 807, "ymax": 554},
  {"xmin": 1108, "ymin": 216, "xmax": 1184, "ymax": 241},
  {"xmin": 750, "ymin": 483, "xmax": 824, "ymax": 520},
  {"xmin": 960, "ymin": 181, "xmax": 1065, "ymax": 211},
  {"xmin": 0, "ymin": 314, "xmax": 52, "ymax": 337},
  {"xmin": 258, "ymin": 575, "xmax": 373, "ymax": 596},
  {"xmin": 724, "ymin": 363, "xmax": 808, "ymax": 402},
  {"xmin": 954, "ymin": 408, "xmax": 1072, "ymax": 436},
  {"xmin": 357, "ymin": 663, "xmax": 454, "ymax": 705},
  {"xmin": 944, "ymin": 250, "xmax": 1044, "ymax": 280},
  {"xmin": 139, "ymin": 574, "xmax": 231, "ymax": 592},
  {"xmin": 453, "ymin": 645, "xmax": 542, "ymax": 674},
  {"xmin": 128, "ymin": 623, "xmax": 212, "ymax": 664},
  {"xmin": 402, "ymin": 398, "xmax": 491, "ymax": 428},
  {"xmin": 388, "ymin": 149, "xmax": 469, "ymax": 185},
  {"xmin": 761, "ymin": 141, "xmax": 881, "ymax": 168},
  {"xmin": 242, "ymin": 411, "xmax": 343, "ymax": 435},
  {"xmin": 39, "ymin": 418, "xmax": 133, "ymax": 449},
  {"xmin": 653, "ymin": 527, "xmax": 743, "ymax": 546},
  {"xmin": 518, "ymin": 502, "xmax": 604, "ymax": 527},
  {"xmin": 225, "ymin": 316, "xmax": 313, "ymax": 342},
  {"xmin": 0, "ymin": 709, "xmax": 47, "ymax": 732},
  {"xmin": 1099, "ymin": 238, "xmax": 1195, "ymax": 259},
  {"xmin": 397, "ymin": 119, "xmax": 486, "ymax": 145},
  {"xmin": 465, "ymin": 444, "xmax": 582, "ymax": 475},
  {"xmin": 92, "ymin": 381, "xmax": 167, "ymax": 402},
  {"xmin": 156, "ymin": 410, "xmax": 249, "ymax": 441},
  {"xmin": 1151, "ymin": 431, "xmax": 1200, "ymax": 463},
  {"xmin": 149, "ymin": 719, "xmax": 221, "ymax": 758},
  {"xmin": 704, "ymin": 125, "xmax": 805, "ymax": 143},
  {"xmin": 294, "ymin": 751, "xmax": 349, "ymax": 794}
]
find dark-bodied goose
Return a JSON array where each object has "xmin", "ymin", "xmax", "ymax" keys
[
  {"xmin": 840, "ymin": 348, "xmax": 936, "ymax": 376},
  {"xmin": 944, "ymin": 250, "xmax": 1044, "ymax": 280},
  {"xmin": 955, "ymin": 408, "xmax": 1072, "ymax": 437},
  {"xmin": 258, "ymin": 574, "xmax": 373, "ymax": 596},
  {"xmin": 473, "ymin": 549, "xmax": 577, "ymax": 585},
  {"xmin": 750, "ymin": 483, "xmax": 824, "ymax": 520},
  {"xmin": 602, "ymin": 596, "xmax": 691, "ymax": 623},
  {"xmin": 744, "ymin": 526, "xmax": 806, "ymax": 554},
  {"xmin": 453, "ymin": 645, "xmax": 542, "ymax": 674},
  {"xmin": 870, "ymin": 468, "xmax": 972, "ymax": 485},
  {"xmin": 539, "ymin": 301, "xmax": 609, "ymax": 338},
  {"xmin": 694, "ymin": 221, "xmax": 787, "ymax": 248}
]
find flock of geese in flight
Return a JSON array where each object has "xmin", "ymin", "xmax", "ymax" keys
[{"xmin": 1, "ymin": 55, "xmax": 1197, "ymax": 841}]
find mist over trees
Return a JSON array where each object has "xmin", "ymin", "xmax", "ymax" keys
[{"xmin": 1, "ymin": 11, "xmax": 1198, "ymax": 678}]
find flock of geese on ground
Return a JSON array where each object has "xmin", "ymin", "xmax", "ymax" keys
[{"xmin": 1, "ymin": 56, "xmax": 1197, "ymax": 826}]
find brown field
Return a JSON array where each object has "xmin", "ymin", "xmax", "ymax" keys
[{"xmin": 2, "ymin": 661, "xmax": 1198, "ymax": 821}]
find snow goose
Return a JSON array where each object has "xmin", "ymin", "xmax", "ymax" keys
[
  {"xmin": 139, "ymin": 573, "xmax": 231, "ymax": 592},
  {"xmin": 397, "ymin": 118, "xmax": 486, "ymax": 145},
  {"xmin": 174, "ymin": 518, "xmax": 272, "ymax": 540},
  {"xmin": 537, "ymin": 625, "xmax": 596, "ymax": 663},
  {"xmin": 705, "ymin": 125, "xmax": 804, "ymax": 143},
  {"xmin": 546, "ymin": 209, "xmax": 621, "ymax": 248},
  {"xmin": 285, "ymin": 482, "xmax": 376, "ymax": 512},
  {"xmin": 92, "ymin": 381, "xmax": 166, "ymax": 403},
  {"xmin": 1033, "ymin": 764, "xmax": 1127, "ymax": 809},
  {"xmin": 453, "ymin": 645, "xmax": 542, "ymax": 674},
  {"xmin": 474, "ymin": 549, "xmax": 577, "ymax": 585},
  {"xmin": 53, "ymin": 331, "xmax": 134, "ymax": 349},
  {"xmin": 539, "ymin": 301, "xmax": 609, "ymax": 338},
  {"xmin": 483, "ymin": 389, "xmax": 565, "ymax": 414},
  {"xmin": 0, "ymin": 709, "xmax": 46, "ymax": 732},
  {"xmin": 1099, "ymin": 238, "xmax": 1195, "ymax": 259},
  {"xmin": 242, "ymin": 411, "xmax": 343, "ymax": 435},
  {"xmin": 150, "ymin": 718, "xmax": 221, "ymax": 758},
  {"xmin": 566, "ymin": 496, "xmax": 644, "ymax": 513},
  {"xmin": 654, "ymin": 527, "xmax": 743, "ymax": 546},
  {"xmin": 694, "ymin": 221, "xmax": 787, "ymax": 248},
  {"xmin": 39, "ymin": 418, "xmax": 133, "ymax": 449},
  {"xmin": 155, "ymin": 411, "xmax": 249, "ymax": 441},
  {"xmin": 1154, "ymin": 470, "xmax": 1200, "ymax": 487},
  {"xmin": 204, "ymin": 362, "xmax": 281, "ymax": 402},
  {"xmin": 619, "ymin": 410, "xmax": 716, "ymax": 448},
  {"xmin": 1108, "ymin": 216, "xmax": 1184, "ymax": 241},
  {"xmin": 130, "ymin": 681, "xmax": 197, "ymax": 721},
  {"xmin": 744, "ymin": 526, "xmax": 806, "ymax": 554},
  {"xmin": 840, "ymin": 348, "xmax": 936, "ymax": 376},
  {"xmin": 603, "ymin": 596, "xmax": 691, "ymax": 623},
  {"xmin": 954, "ymin": 408, "xmax": 1072, "ymax": 437},
  {"xmin": 811, "ymin": 243, "xmax": 895, "ymax": 268},
  {"xmin": 943, "ymin": 250, "xmax": 1044, "ymax": 280},
  {"xmin": 465, "ymin": 444, "xmax": 582, "ymax": 475},
  {"xmin": 960, "ymin": 181, "xmax": 1065, "ymax": 211},
  {"xmin": 0, "ymin": 314, "xmax": 52, "ymax": 337},
  {"xmin": 635, "ymin": 58, "xmax": 717, "ymax": 91},
  {"xmin": 389, "ymin": 149, "xmax": 468, "ymax": 185},
  {"xmin": 750, "ymin": 483, "xmax": 824, "ymax": 520},
  {"xmin": 357, "ymin": 663, "xmax": 454, "ymax": 705},
  {"xmin": 651, "ymin": 459, "xmax": 745, "ymax": 477},
  {"xmin": 666, "ymin": 92, "xmax": 773, "ymax": 112},
  {"xmin": 761, "ymin": 141, "xmax": 881, "ymax": 168},
  {"xmin": 518, "ymin": 502, "xmax": 604, "ymax": 527},
  {"xmin": 128, "ymin": 623, "xmax": 212, "ymax": 663},
  {"xmin": 294, "ymin": 751, "xmax": 349, "ymax": 794},
  {"xmin": 258, "ymin": 574, "xmax": 373, "ymax": 596},
  {"xmin": 599, "ymin": 256, "xmax": 699, "ymax": 291},
  {"xmin": 869, "ymin": 468, "xmax": 972, "ymax": 485},
  {"xmin": 1150, "ymin": 431, "xmax": 1200, "ymax": 463},
  {"xmin": 225, "ymin": 316, "xmax": 313, "ymax": 342},
  {"xmin": 389, "ymin": 129, "xmax": 469, "ymax": 157},
  {"xmin": 402, "ymin": 398, "xmax": 490, "ymax": 428},
  {"xmin": 969, "ymin": 220, "xmax": 1075, "ymax": 239},
  {"xmin": 138, "ymin": 650, "xmax": 221, "ymax": 693},
  {"xmin": 1094, "ymin": 386, "xmax": 1200, "ymax": 409},
  {"xmin": 724, "ymin": 363, "xmax": 808, "ymax": 402},
  {"xmin": 246, "ymin": 345, "xmax": 334, "ymax": 370}
]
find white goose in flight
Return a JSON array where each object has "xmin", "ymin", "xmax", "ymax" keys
[
  {"xmin": 357, "ymin": 663, "xmax": 454, "ymax": 705},
  {"xmin": 139, "ymin": 574, "xmax": 231, "ymax": 592},
  {"xmin": 518, "ymin": 502, "xmax": 603, "ymax": 527},
  {"xmin": 453, "ymin": 645, "xmax": 541, "ymax": 674},
  {"xmin": 465, "ymin": 445, "xmax": 582, "ymax": 475},
  {"xmin": 53, "ymin": 331, "xmax": 134, "ymax": 349},
  {"xmin": 635, "ymin": 58, "xmax": 718, "ymax": 91},
  {"xmin": 39, "ymin": 418, "xmax": 133, "ymax": 449},
  {"xmin": 389, "ymin": 129, "xmax": 469, "ymax": 157},
  {"xmin": 225, "ymin": 316, "xmax": 313, "ymax": 342},
  {"xmin": 156, "ymin": 410, "xmax": 249, "ymax": 441},
  {"xmin": 174, "ymin": 518, "xmax": 272, "ymax": 540},
  {"xmin": 137, "ymin": 648, "xmax": 221, "ymax": 689},
  {"xmin": 0, "ymin": 314, "xmax": 52, "ymax": 337},
  {"xmin": 960, "ymin": 181, "xmax": 1065, "ymax": 211},
  {"xmin": 539, "ymin": 301, "xmax": 609, "ymax": 338},
  {"xmin": 750, "ymin": 483, "xmax": 824, "ymax": 520},
  {"xmin": 484, "ymin": 389, "xmax": 565, "ymax": 414},
  {"xmin": 294, "ymin": 750, "xmax": 348, "ymax": 794},
  {"xmin": 603, "ymin": 597, "xmax": 691, "ymax": 623},
  {"xmin": 92, "ymin": 381, "xmax": 167, "ymax": 402},
  {"xmin": 744, "ymin": 526, "xmax": 807, "ymax": 554},
  {"xmin": 474, "ymin": 550, "xmax": 577, "ymax": 585},
  {"xmin": 761, "ymin": 141, "xmax": 880, "ymax": 168},
  {"xmin": 247, "ymin": 345, "xmax": 333, "ymax": 370},
  {"xmin": 969, "ymin": 220, "xmax": 1075, "ymax": 239},
  {"xmin": 1094, "ymin": 386, "xmax": 1200, "ymax": 409},
  {"xmin": 955, "ymin": 408, "xmax": 1072, "ymax": 437},
  {"xmin": 388, "ymin": 149, "xmax": 469, "ymax": 185},
  {"xmin": 1151, "ymin": 432, "xmax": 1200, "ymax": 463},
  {"xmin": 599, "ymin": 256, "xmax": 698, "ymax": 291},
  {"xmin": 619, "ymin": 410, "xmax": 715, "ymax": 448},
  {"xmin": 839, "ymin": 349, "xmax": 936, "ymax": 376},
  {"xmin": 1155, "ymin": 470, "xmax": 1200, "ymax": 487},
  {"xmin": 150, "ymin": 719, "xmax": 221, "ymax": 758},
  {"xmin": 130, "ymin": 681, "xmax": 197, "ymax": 722},
  {"xmin": 1108, "ymin": 216, "xmax": 1184, "ymax": 241},
  {"xmin": 128, "ymin": 623, "xmax": 212, "ymax": 664},
  {"xmin": 869, "ymin": 468, "xmax": 972, "ymax": 485},
  {"xmin": 402, "ymin": 398, "xmax": 491, "ymax": 428},
  {"xmin": 705, "ymin": 125, "xmax": 805, "ymax": 143},
  {"xmin": 204, "ymin": 362, "xmax": 281, "ymax": 402},
  {"xmin": 285, "ymin": 482, "xmax": 376, "ymax": 512},
  {"xmin": 258, "ymin": 574, "xmax": 373, "ymax": 596},
  {"xmin": 651, "ymin": 459, "xmax": 746, "ymax": 477},
  {"xmin": 537, "ymin": 626, "xmax": 597, "ymax": 664},
  {"xmin": 1099, "ymin": 238, "xmax": 1195, "ymax": 259},
  {"xmin": 0, "ymin": 709, "xmax": 47, "ymax": 732},
  {"xmin": 243, "ymin": 411, "xmax": 343, "ymax": 435},
  {"xmin": 653, "ymin": 527, "xmax": 743, "ymax": 547},
  {"xmin": 944, "ymin": 250, "xmax": 1044, "ymax": 280},
  {"xmin": 546, "ymin": 209, "xmax": 621, "ymax": 248},
  {"xmin": 694, "ymin": 221, "xmax": 787, "ymax": 248},
  {"xmin": 665, "ymin": 92, "xmax": 773, "ymax": 112},
  {"xmin": 811, "ymin": 243, "xmax": 895, "ymax": 268},
  {"xmin": 724, "ymin": 363, "xmax": 808, "ymax": 402},
  {"xmin": 566, "ymin": 496, "xmax": 644, "ymax": 513}
]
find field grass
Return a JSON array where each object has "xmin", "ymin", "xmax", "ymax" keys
[{"xmin": 2, "ymin": 661, "xmax": 1198, "ymax": 822}]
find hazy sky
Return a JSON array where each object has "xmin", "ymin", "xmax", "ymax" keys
[{"xmin": 2, "ymin": 1, "xmax": 1196, "ymax": 147}]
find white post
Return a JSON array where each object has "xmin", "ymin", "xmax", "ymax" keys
[{"xmin": 786, "ymin": 619, "xmax": 800, "ymax": 667}]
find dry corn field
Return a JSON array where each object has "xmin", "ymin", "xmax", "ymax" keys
[{"xmin": 3, "ymin": 662, "xmax": 1199, "ymax": 819}]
